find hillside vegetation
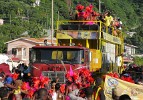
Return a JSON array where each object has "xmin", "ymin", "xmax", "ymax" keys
[{"xmin": 0, "ymin": 0, "xmax": 143, "ymax": 53}]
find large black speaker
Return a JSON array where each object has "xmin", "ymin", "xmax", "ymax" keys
[
  {"xmin": 59, "ymin": 24, "xmax": 79, "ymax": 30},
  {"xmin": 80, "ymin": 25, "xmax": 90, "ymax": 30},
  {"xmin": 68, "ymin": 24, "xmax": 79, "ymax": 30},
  {"xmin": 59, "ymin": 24, "xmax": 99, "ymax": 30},
  {"xmin": 59, "ymin": 25, "xmax": 68, "ymax": 30},
  {"xmin": 89, "ymin": 25, "xmax": 99, "ymax": 30}
]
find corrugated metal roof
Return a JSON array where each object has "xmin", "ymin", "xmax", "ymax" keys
[{"xmin": 5, "ymin": 37, "xmax": 56, "ymax": 44}]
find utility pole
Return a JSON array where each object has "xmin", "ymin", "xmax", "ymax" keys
[
  {"xmin": 10, "ymin": 14, "xmax": 11, "ymax": 24},
  {"xmin": 90, "ymin": 0, "xmax": 101, "ymax": 13},
  {"xmin": 51, "ymin": 0, "xmax": 54, "ymax": 44},
  {"xmin": 47, "ymin": 14, "xmax": 48, "ymax": 36},
  {"xmin": 58, "ymin": 11, "xmax": 59, "ymax": 21},
  {"xmin": 99, "ymin": 0, "xmax": 101, "ymax": 13},
  {"xmin": 27, "ymin": 10, "xmax": 29, "ymax": 23}
]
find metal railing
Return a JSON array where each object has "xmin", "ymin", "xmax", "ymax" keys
[{"xmin": 42, "ymin": 71, "xmax": 66, "ymax": 84}]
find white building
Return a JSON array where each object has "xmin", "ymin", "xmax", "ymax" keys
[
  {"xmin": 33, "ymin": 0, "xmax": 41, "ymax": 7},
  {"xmin": 126, "ymin": 32, "xmax": 137, "ymax": 37},
  {"xmin": 0, "ymin": 19, "xmax": 4, "ymax": 25},
  {"xmin": 123, "ymin": 43, "xmax": 137, "ymax": 66},
  {"xmin": 35, "ymin": 0, "xmax": 40, "ymax": 6},
  {"xmin": 124, "ymin": 43, "xmax": 137, "ymax": 56}
]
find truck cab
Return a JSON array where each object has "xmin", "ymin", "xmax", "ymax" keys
[{"xmin": 30, "ymin": 45, "xmax": 90, "ymax": 82}]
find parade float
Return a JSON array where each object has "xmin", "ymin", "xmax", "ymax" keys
[{"xmin": 29, "ymin": 4, "xmax": 124, "ymax": 83}]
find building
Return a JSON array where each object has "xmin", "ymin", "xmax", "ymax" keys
[
  {"xmin": 126, "ymin": 32, "xmax": 136, "ymax": 37},
  {"xmin": 35, "ymin": 0, "xmax": 40, "ymax": 6},
  {"xmin": 33, "ymin": 0, "xmax": 41, "ymax": 7},
  {"xmin": 124, "ymin": 43, "xmax": 137, "ymax": 56},
  {"xmin": 123, "ymin": 43, "xmax": 137, "ymax": 66},
  {"xmin": 0, "ymin": 19, "xmax": 4, "ymax": 25},
  {"xmin": 5, "ymin": 37, "xmax": 56, "ymax": 65}
]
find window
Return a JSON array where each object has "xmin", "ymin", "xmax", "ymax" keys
[
  {"xmin": 12, "ymin": 48, "xmax": 17, "ymax": 55},
  {"xmin": 52, "ymin": 51, "xmax": 63, "ymax": 60},
  {"xmin": 23, "ymin": 48, "xmax": 26, "ymax": 56},
  {"xmin": 67, "ymin": 51, "xmax": 75, "ymax": 60},
  {"xmin": 30, "ymin": 48, "xmax": 84, "ymax": 64}
]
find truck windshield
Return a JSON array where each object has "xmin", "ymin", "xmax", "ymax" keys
[{"xmin": 31, "ymin": 48, "xmax": 84, "ymax": 64}]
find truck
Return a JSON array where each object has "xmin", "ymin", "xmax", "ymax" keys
[
  {"xmin": 29, "ymin": 20, "xmax": 124, "ymax": 83},
  {"xmin": 30, "ymin": 45, "xmax": 89, "ymax": 82}
]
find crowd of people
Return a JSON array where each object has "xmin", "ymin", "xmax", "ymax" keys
[
  {"xmin": 0, "ymin": 62, "xmax": 135, "ymax": 100},
  {"xmin": 0, "ymin": 63, "xmax": 107, "ymax": 100},
  {"xmin": 108, "ymin": 63, "xmax": 143, "ymax": 85},
  {"xmin": 72, "ymin": 4, "xmax": 122, "ymax": 36}
]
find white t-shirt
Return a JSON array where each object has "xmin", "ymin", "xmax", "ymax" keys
[
  {"xmin": 118, "ymin": 21, "xmax": 122, "ymax": 30},
  {"xmin": 0, "ymin": 77, "xmax": 4, "ymax": 87},
  {"xmin": 116, "ymin": 56, "xmax": 122, "ymax": 67},
  {"xmin": 52, "ymin": 92, "xmax": 57, "ymax": 100}
]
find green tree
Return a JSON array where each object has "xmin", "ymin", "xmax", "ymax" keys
[
  {"xmin": 0, "ymin": 0, "xmax": 143, "ymax": 54},
  {"xmin": 134, "ymin": 57, "xmax": 143, "ymax": 66}
]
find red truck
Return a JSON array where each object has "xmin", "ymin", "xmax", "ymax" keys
[{"xmin": 29, "ymin": 45, "xmax": 90, "ymax": 83}]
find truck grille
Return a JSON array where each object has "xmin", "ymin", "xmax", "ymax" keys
[{"xmin": 42, "ymin": 71, "xmax": 66, "ymax": 83}]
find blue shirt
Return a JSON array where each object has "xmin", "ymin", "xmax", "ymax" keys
[
  {"xmin": 4, "ymin": 76, "xmax": 13, "ymax": 84},
  {"xmin": 23, "ymin": 67, "xmax": 31, "ymax": 74}
]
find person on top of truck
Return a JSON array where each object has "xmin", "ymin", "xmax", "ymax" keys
[{"xmin": 75, "ymin": 4, "xmax": 85, "ymax": 20}]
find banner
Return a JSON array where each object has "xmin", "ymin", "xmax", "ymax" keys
[
  {"xmin": 103, "ymin": 32, "xmax": 121, "ymax": 44},
  {"xmin": 56, "ymin": 31, "xmax": 98, "ymax": 39},
  {"xmin": 104, "ymin": 75, "xmax": 143, "ymax": 100}
]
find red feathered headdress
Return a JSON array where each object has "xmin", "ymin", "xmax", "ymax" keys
[
  {"xmin": 32, "ymin": 77, "xmax": 40, "ymax": 90},
  {"xmin": 40, "ymin": 75, "xmax": 50, "ymax": 88},
  {"xmin": 48, "ymin": 89, "xmax": 54, "ymax": 96},
  {"xmin": 65, "ymin": 72, "xmax": 73, "ymax": 82},
  {"xmin": 89, "ymin": 4, "xmax": 93, "ymax": 9},
  {"xmin": 79, "ymin": 68, "xmax": 91, "ymax": 78},
  {"xmin": 72, "ymin": 73, "xmax": 79, "ymax": 81},
  {"xmin": 86, "ymin": 76, "xmax": 94, "ymax": 84},
  {"xmin": 85, "ymin": 83, "xmax": 91, "ymax": 88},
  {"xmin": 60, "ymin": 84, "xmax": 66, "ymax": 94},
  {"xmin": 21, "ymin": 82, "xmax": 30, "ymax": 91},
  {"xmin": 92, "ymin": 11, "xmax": 100, "ymax": 16},
  {"xmin": 76, "ymin": 82, "xmax": 82, "ymax": 88},
  {"xmin": 85, "ymin": 6, "xmax": 92, "ymax": 13},
  {"xmin": 78, "ymin": 12, "xmax": 85, "ymax": 18},
  {"xmin": 76, "ymin": 4, "xmax": 84, "ymax": 11},
  {"xmin": 11, "ymin": 73, "xmax": 19, "ymax": 80},
  {"xmin": 27, "ymin": 88, "xmax": 36, "ymax": 98}
]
